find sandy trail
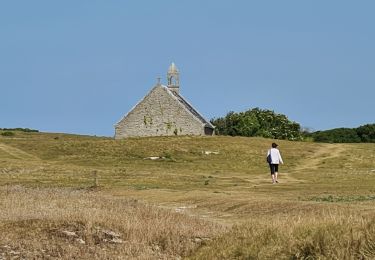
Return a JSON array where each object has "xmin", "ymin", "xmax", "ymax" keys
[
  {"xmin": 0, "ymin": 142, "xmax": 40, "ymax": 161},
  {"xmin": 292, "ymin": 144, "xmax": 347, "ymax": 172}
]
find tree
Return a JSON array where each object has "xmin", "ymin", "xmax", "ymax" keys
[
  {"xmin": 356, "ymin": 124, "xmax": 375, "ymax": 143},
  {"xmin": 310, "ymin": 124, "xmax": 375, "ymax": 143},
  {"xmin": 312, "ymin": 128, "xmax": 361, "ymax": 143},
  {"xmin": 210, "ymin": 108, "xmax": 303, "ymax": 140}
]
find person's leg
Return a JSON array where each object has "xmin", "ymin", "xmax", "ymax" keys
[
  {"xmin": 270, "ymin": 164, "xmax": 276, "ymax": 183},
  {"xmin": 274, "ymin": 164, "xmax": 279, "ymax": 183}
]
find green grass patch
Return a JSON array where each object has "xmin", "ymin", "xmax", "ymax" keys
[{"xmin": 1, "ymin": 131, "xmax": 15, "ymax": 137}]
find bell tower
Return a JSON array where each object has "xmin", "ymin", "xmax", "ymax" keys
[{"xmin": 167, "ymin": 62, "xmax": 180, "ymax": 94}]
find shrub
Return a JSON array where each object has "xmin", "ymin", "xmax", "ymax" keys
[
  {"xmin": 356, "ymin": 124, "xmax": 375, "ymax": 143},
  {"xmin": 0, "ymin": 128, "xmax": 38, "ymax": 133},
  {"xmin": 1, "ymin": 131, "xmax": 15, "ymax": 137},
  {"xmin": 312, "ymin": 128, "xmax": 361, "ymax": 143},
  {"xmin": 210, "ymin": 108, "xmax": 303, "ymax": 141},
  {"xmin": 311, "ymin": 123, "xmax": 375, "ymax": 143}
]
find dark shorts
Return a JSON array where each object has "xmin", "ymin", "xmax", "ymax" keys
[{"xmin": 269, "ymin": 164, "xmax": 279, "ymax": 175}]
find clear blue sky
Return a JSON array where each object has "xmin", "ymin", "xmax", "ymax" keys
[{"xmin": 1, "ymin": 1, "xmax": 374, "ymax": 136}]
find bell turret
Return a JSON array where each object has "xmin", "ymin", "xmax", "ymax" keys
[{"xmin": 167, "ymin": 62, "xmax": 180, "ymax": 94}]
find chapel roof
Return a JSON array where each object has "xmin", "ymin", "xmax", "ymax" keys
[{"xmin": 168, "ymin": 87, "xmax": 214, "ymax": 129}]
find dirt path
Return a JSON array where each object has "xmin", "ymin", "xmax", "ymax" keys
[
  {"xmin": 0, "ymin": 142, "xmax": 40, "ymax": 161},
  {"xmin": 241, "ymin": 144, "xmax": 348, "ymax": 184},
  {"xmin": 292, "ymin": 144, "xmax": 347, "ymax": 172},
  {"xmin": 163, "ymin": 144, "xmax": 349, "ymax": 224}
]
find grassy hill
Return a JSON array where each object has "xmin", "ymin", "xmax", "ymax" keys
[{"xmin": 0, "ymin": 131, "xmax": 375, "ymax": 259}]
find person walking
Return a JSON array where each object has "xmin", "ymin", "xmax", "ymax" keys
[{"xmin": 267, "ymin": 143, "xmax": 283, "ymax": 184}]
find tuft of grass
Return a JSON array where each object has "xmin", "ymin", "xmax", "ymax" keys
[
  {"xmin": 308, "ymin": 195, "xmax": 375, "ymax": 203},
  {"xmin": 1, "ymin": 131, "xmax": 15, "ymax": 137},
  {"xmin": 189, "ymin": 210, "xmax": 375, "ymax": 259}
]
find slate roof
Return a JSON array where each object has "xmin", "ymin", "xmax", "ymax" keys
[{"xmin": 168, "ymin": 88, "xmax": 214, "ymax": 129}]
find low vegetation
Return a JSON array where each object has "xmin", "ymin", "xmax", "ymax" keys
[
  {"xmin": 0, "ymin": 128, "xmax": 39, "ymax": 137},
  {"xmin": 0, "ymin": 131, "xmax": 15, "ymax": 137},
  {"xmin": 308, "ymin": 123, "xmax": 375, "ymax": 143},
  {"xmin": 211, "ymin": 107, "xmax": 302, "ymax": 140},
  {"xmin": 0, "ymin": 131, "xmax": 374, "ymax": 259},
  {"xmin": 0, "ymin": 186, "xmax": 222, "ymax": 259},
  {"xmin": 210, "ymin": 107, "xmax": 374, "ymax": 143},
  {"xmin": 191, "ymin": 211, "xmax": 375, "ymax": 259},
  {"xmin": 0, "ymin": 127, "xmax": 39, "ymax": 133}
]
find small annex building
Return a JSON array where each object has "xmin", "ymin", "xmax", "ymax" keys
[{"xmin": 114, "ymin": 63, "xmax": 215, "ymax": 139}]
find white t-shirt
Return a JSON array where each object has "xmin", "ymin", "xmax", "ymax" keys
[{"xmin": 267, "ymin": 148, "xmax": 283, "ymax": 164}]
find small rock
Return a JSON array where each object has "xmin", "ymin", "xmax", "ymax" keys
[
  {"xmin": 204, "ymin": 151, "xmax": 219, "ymax": 155},
  {"xmin": 75, "ymin": 238, "xmax": 86, "ymax": 244},
  {"xmin": 193, "ymin": 236, "xmax": 211, "ymax": 244},
  {"xmin": 151, "ymin": 244, "xmax": 161, "ymax": 251},
  {"xmin": 175, "ymin": 205, "xmax": 197, "ymax": 213},
  {"xmin": 194, "ymin": 238, "xmax": 202, "ymax": 243},
  {"xmin": 102, "ymin": 230, "xmax": 121, "ymax": 238},
  {"xmin": 110, "ymin": 238, "xmax": 124, "ymax": 244},
  {"xmin": 103, "ymin": 238, "xmax": 124, "ymax": 244},
  {"xmin": 61, "ymin": 230, "xmax": 78, "ymax": 237},
  {"xmin": 144, "ymin": 156, "xmax": 165, "ymax": 160}
]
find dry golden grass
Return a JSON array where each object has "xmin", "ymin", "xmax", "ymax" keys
[
  {"xmin": 0, "ymin": 186, "xmax": 222, "ymax": 259},
  {"xmin": 190, "ymin": 209, "xmax": 375, "ymax": 259},
  {"xmin": 0, "ymin": 131, "xmax": 375, "ymax": 259}
]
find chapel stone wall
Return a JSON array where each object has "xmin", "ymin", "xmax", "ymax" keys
[{"xmin": 115, "ymin": 86, "xmax": 205, "ymax": 139}]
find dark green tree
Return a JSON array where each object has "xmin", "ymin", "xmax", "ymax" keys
[
  {"xmin": 312, "ymin": 128, "xmax": 361, "ymax": 143},
  {"xmin": 210, "ymin": 108, "xmax": 303, "ymax": 140},
  {"xmin": 356, "ymin": 124, "xmax": 375, "ymax": 143},
  {"xmin": 311, "ymin": 124, "xmax": 375, "ymax": 143}
]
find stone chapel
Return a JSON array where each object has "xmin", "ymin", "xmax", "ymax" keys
[{"xmin": 114, "ymin": 63, "xmax": 215, "ymax": 139}]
